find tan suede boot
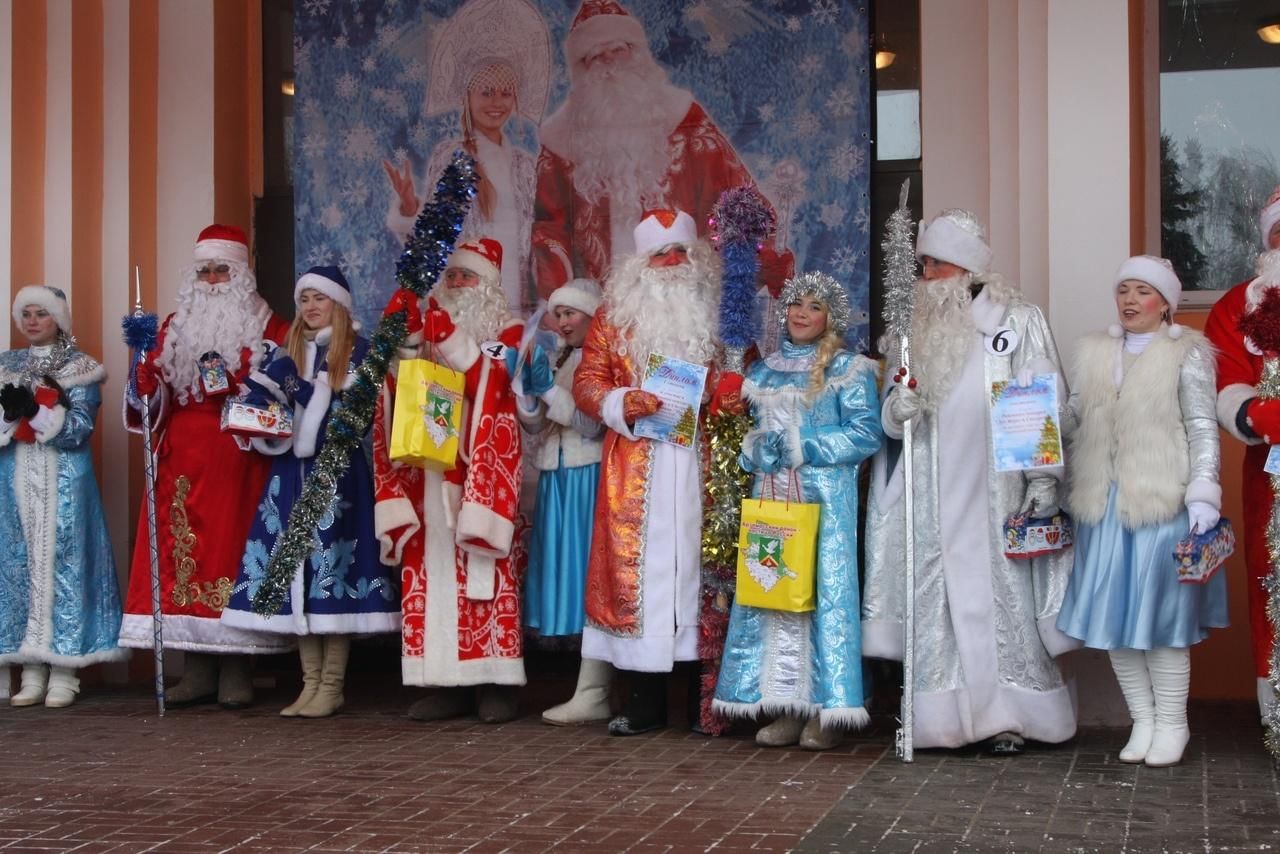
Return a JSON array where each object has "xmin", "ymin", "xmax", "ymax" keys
[
  {"xmin": 44, "ymin": 666, "xmax": 80, "ymax": 708},
  {"xmin": 299, "ymin": 635, "xmax": 350, "ymax": 718},
  {"xmin": 542, "ymin": 658, "xmax": 612, "ymax": 726},
  {"xmin": 756, "ymin": 714, "xmax": 805, "ymax": 747},
  {"xmin": 799, "ymin": 716, "xmax": 843, "ymax": 751},
  {"xmin": 167, "ymin": 653, "xmax": 218, "ymax": 706},
  {"xmin": 280, "ymin": 635, "xmax": 324, "ymax": 717}
]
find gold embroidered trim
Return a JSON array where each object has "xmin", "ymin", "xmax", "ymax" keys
[{"xmin": 170, "ymin": 475, "xmax": 232, "ymax": 610}]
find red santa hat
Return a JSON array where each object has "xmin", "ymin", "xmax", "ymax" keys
[
  {"xmin": 916, "ymin": 209, "xmax": 993, "ymax": 275},
  {"xmin": 548, "ymin": 277, "xmax": 602, "ymax": 317},
  {"xmin": 565, "ymin": 0, "xmax": 647, "ymax": 65},
  {"xmin": 1261, "ymin": 185, "xmax": 1280, "ymax": 248},
  {"xmin": 447, "ymin": 237, "xmax": 504, "ymax": 284},
  {"xmin": 12, "ymin": 284, "xmax": 72, "ymax": 334},
  {"xmin": 1115, "ymin": 254, "xmax": 1182, "ymax": 311},
  {"xmin": 193, "ymin": 224, "xmax": 250, "ymax": 266},
  {"xmin": 633, "ymin": 209, "xmax": 697, "ymax": 257}
]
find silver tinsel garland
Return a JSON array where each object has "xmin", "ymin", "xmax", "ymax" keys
[{"xmin": 881, "ymin": 179, "xmax": 917, "ymax": 344}]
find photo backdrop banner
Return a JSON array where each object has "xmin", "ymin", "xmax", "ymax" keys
[{"xmin": 293, "ymin": 0, "xmax": 871, "ymax": 348}]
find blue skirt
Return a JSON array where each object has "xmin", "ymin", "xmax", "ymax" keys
[
  {"xmin": 524, "ymin": 460, "xmax": 598, "ymax": 637},
  {"xmin": 1057, "ymin": 484, "xmax": 1228, "ymax": 650}
]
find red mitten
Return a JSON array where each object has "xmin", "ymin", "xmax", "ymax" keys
[
  {"xmin": 622, "ymin": 390, "xmax": 662, "ymax": 423},
  {"xmin": 1246, "ymin": 397, "xmax": 1280, "ymax": 443},
  {"xmin": 423, "ymin": 297, "xmax": 455, "ymax": 344},
  {"xmin": 134, "ymin": 356, "xmax": 161, "ymax": 398},
  {"xmin": 758, "ymin": 246, "xmax": 796, "ymax": 299},
  {"xmin": 710, "ymin": 372, "xmax": 745, "ymax": 416},
  {"xmin": 383, "ymin": 288, "xmax": 423, "ymax": 339}
]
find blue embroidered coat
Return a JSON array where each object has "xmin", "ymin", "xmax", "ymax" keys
[
  {"xmin": 713, "ymin": 341, "xmax": 882, "ymax": 728},
  {"xmin": 0, "ymin": 346, "xmax": 126, "ymax": 667},
  {"xmin": 223, "ymin": 331, "xmax": 399, "ymax": 635}
]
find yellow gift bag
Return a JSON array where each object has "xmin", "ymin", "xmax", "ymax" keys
[
  {"xmin": 390, "ymin": 358, "xmax": 465, "ymax": 471},
  {"xmin": 735, "ymin": 476, "xmax": 820, "ymax": 612}
]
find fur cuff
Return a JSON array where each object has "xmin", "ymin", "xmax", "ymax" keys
[
  {"xmin": 434, "ymin": 328, "xmax": 480, "ymax": 373},
  {"xmin": 374, "ymin": 497, "xmax": 420, "ymax": 566},
  {"xmin": 602, "ymin": 387, "xmax": 638, "ymax": 440},
  {"xmin": 542, "ymin": 385, "xmax": 576, "ymax": 427},
  {"xmin": 1218, "ymin": 382, "xmax": 1262, "ymax": 445},
  {"xmin": 1184, "ymin": 478, "xmax": 1223, "ymax": 510},
  {"xmin": 292, "ymin": 372, "xmax": 331, "ymax": 459},
  {"xmin": 0, "ymin": 416, "xmax": 17, "ymax": 448},
  {"xmin": 248, "ymin": 369, "xmax": 289, "ymax": 405},
  {"xmin": 784, "ymin": 424, "xmax": 805, "ymax": 469},
  {"xmin": 32, "ymin": 405, "xmax": 66, "ymax": 444},
  {"xmin": 456, "ymin": 502, "xmax": 515, "ymax": 559},
  {"xmin": 860, "ymin": 618, "xmax": 904, "ymax": 661}
]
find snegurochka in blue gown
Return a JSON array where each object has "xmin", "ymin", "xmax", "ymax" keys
[
  {"xmin": 0, "ymin": 286, "xmax": 126, "ymax": 709},
  {"xmin": 713, "ymin": 272, "xmax": 882, "ymax": 749}
]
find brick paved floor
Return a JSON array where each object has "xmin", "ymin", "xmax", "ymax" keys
[{"xmin": 0, "ymin": 669, "xmax": 1276, "ymax": 853}]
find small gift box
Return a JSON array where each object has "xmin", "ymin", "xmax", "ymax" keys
[
  {"xmin": 199, "ymin": 351, "xmax": 230, "ymax": 395},
  {"xmin": 220, "ymin": 396, "xmax": 293, "ymax": 439},
  {"xmin": 1004, "ymin": 512, "xmax": 1074, "ymax": 560},
  {"xmin": 1173, "ymin": 518, "xmax": 1235, "ymax": 584}
]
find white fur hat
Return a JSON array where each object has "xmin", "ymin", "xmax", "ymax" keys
[
  {"xmin": 633, "ymin": 209, "xmax": 697, "ymax": 258},
  {"xmin": 1262, "ymin": 185, "xmax": 1280, "ymax": 249},
  {"xmin": 916, "ymin": 209, "xmax": 993, "ymax": 275},
  {"xmin": 548, "ymin": 278, "xmax": 602, "ymax": 316},
  {"xmin": 12, "ymin": 284, "xmax": 71, "ymax": 334},
  {"xmin": 1115, "ymin": 254, "xmax": 1181, "ymax": 311}
]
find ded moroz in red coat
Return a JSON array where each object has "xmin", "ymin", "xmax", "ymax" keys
[
  {"xmin": 119, "ymin": 312, "xmax": 292, "ymax": 653},
  {"xmin": 1205, "ymin": 275, "xmax": 1275, "ymax": 680},
  {"xmin": 373, "ymin": 316, "xmax": 526, "ymax": 687}
]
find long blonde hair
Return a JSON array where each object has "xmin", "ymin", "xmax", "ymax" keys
[
  {"xmin": 287, "ymin": 302, "xmax": 354, "ymax": 386},
  {"xmin": 806, "ymin": 328, "xmax": 844, "ymax": 403}
]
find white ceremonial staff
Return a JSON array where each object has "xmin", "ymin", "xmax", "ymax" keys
[
  {"xmin": 882, "ymin": 180, "xmax": 917, "ymax": 762},
  {"xmin": 126, "ymin": 266, "xmax": 166, "ymax": 717}
]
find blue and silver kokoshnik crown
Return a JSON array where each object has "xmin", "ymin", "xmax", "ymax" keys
[{"xmin": 777, "ymin": 271, "xmax": 852, "ymax": 336}]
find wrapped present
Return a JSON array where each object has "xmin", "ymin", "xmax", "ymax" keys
[
  {"xmin": 389, "ymin": 358, "xmax": 465, "ymax": 471},
  {"xmin": 1003, "ymin": 512, "xmax": 1074, "ymax": 559},
  {"xmin": 1174, "ymin": 518, "xmax": 1235, "ymax": 585},
  {"xmin": 199, "ymin": 351, "xmax": 230, "ymax": 395},
  {"xmin": 735, "ymin": 493, "xmax": 820, "ymax": 613},
  {"xmin": 220, "ymin": 396, "xmax": 293, "ymax": 438}
]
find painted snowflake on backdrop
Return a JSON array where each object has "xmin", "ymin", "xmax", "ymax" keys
[
  {"xmin": 342, "ymin": 125, "xmax": 379, "ymax": 163},
  {"xmin": 819, "ymin": 202, "xmax": 846, "ymax": 229},
  {"xmin": 810, "ymin": 0, "xmax": 838, "ymax": 26}
]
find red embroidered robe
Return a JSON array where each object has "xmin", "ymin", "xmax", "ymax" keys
[
  {"xmin": 374, "ymin": 319, "xmax": 525, "ymax": 686},
  {"xmin": 1205, "ymin": 278, "xmax": 1274, "ymax": 678},
  {"xmin": 119, "ymin": 312, "xmax": 291, "ymax": 653}
]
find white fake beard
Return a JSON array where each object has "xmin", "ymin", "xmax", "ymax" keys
[
  {"xmin": 910, "ymin": 274, "xmax": 976, "ymax": 414},
  {"xmin": 156, "ymin": 265, "xmax": 271, "ymax": 405},
  {"xmin": 604, "ymin": 244, "xmax": 721, "ymax": 372},
  {"xmin": 566, "ymin": 52, "xmax": 679, "ymax": 210},
  {"xmin": 431, "ymin": 276, "xmax": 510, "ymax": 344}
]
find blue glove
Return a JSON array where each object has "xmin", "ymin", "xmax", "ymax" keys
[
  {"xmin": 744, "ymin": 431, "xmax": 784, "ymax": 474},
  {"xmin": 255, "ymin": 355, "xmax": 310, "ymax": 405},
  {"xmin": 526, "ymin": 344, "xmax": 555, "ymax": 397}
]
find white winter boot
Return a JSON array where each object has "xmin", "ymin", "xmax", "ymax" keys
[
  {"xmin": 542, "ymin": 658, "xmax": 612, "ymax": 726},
  {"xmin": 1108, "ymin": 649, "xmax": 1155, "ymax": 763},
  {"xmin": 1146, "ymin": 646, "xmax": 1191, "ymax": 767},
  {"xmin": 10, "ymin": 664, "xmax": 48, "ymax": 707},
  {"xmin": 44, "ymin": 666, "xmax": 80, "ymax": 708}
]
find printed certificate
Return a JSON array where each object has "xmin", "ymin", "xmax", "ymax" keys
[
  {"xmin": 634, "ymin": 353, "xmax": 708, "ymax": 448},
  {"xmin": 990, "ymin": 373, "xmax": 1064, "ymax": 472}
]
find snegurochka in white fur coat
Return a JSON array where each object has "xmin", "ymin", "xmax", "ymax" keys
[
  {"xmin": 862, "ymin": 209, "xmax": 1079, "ymax": 755},
  {"xmin": 1057, "ymin": 255, "xmax": 1227, "ymax": 768}
]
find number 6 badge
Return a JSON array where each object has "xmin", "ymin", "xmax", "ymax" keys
[{"xmin": 984, "ymin": 326, "xmax": 1019, "ymax": 357}]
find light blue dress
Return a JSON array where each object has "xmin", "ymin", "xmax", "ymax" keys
[
  {"xmin": 0, "ymin": 346, "xmax": 126, "ymax": 667},
  {"xmin": 713, "ymin": 341, "xmax": 883, "ymax": 728}
]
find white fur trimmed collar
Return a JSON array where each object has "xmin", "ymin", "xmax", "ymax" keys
[{"xmin": 970, "ymin": 287, "xmax": 1006, "ymax": 335}]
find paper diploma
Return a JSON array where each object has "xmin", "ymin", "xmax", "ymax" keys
[
  {"xmin": 989, "ymin": 373, "xmax": 1064, "ymax": 472},
  {"xmin": 634, "ymin": 353, "xmax": 708, "ymax": 448}
]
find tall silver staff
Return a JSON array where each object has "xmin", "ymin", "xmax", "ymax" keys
[
  {"xmin": 123, "ymin": 266, "xmax": 165, "ymax": 717},
  {"xmin": 882, "ymin": 181, "xmax": 917, "ymax": 762}
]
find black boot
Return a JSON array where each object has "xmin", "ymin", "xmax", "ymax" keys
[{"xmin": 608, "ymin": 671, "xmax": 667, "ymax": 736}]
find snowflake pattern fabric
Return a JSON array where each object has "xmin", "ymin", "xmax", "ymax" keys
[{"xmin": 293, "ymin": 0, "xmax": 871, "ymax": 347}]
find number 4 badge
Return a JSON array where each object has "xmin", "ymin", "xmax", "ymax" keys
[
  {"xmin": 480, "ymin": 341, "xmax": 509, "ymax": 360},
  {"xmin": 984, "ymin": 326, "xmax": 1019, "ymax": 357}
]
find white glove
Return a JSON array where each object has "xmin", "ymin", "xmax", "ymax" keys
[
  {"xmin": 1020, "ymin": 477, "xmax": 1060, "ymax": 518},
  {"xmin": 1186, "ymin": 501, "xmax": 1220, "ymax": 535},
  {"xmin": 886, "ymin": 386, "xmax": 922, "ymax": 429},
  {"xmin": 1014, "ymin": 366, "xmax": 1035, "ymax": 388}
]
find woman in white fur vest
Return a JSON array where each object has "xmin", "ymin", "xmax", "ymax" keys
[{"xmin": 1057, "ymin": 255, "xmax": 1227, "ymax": 767}]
